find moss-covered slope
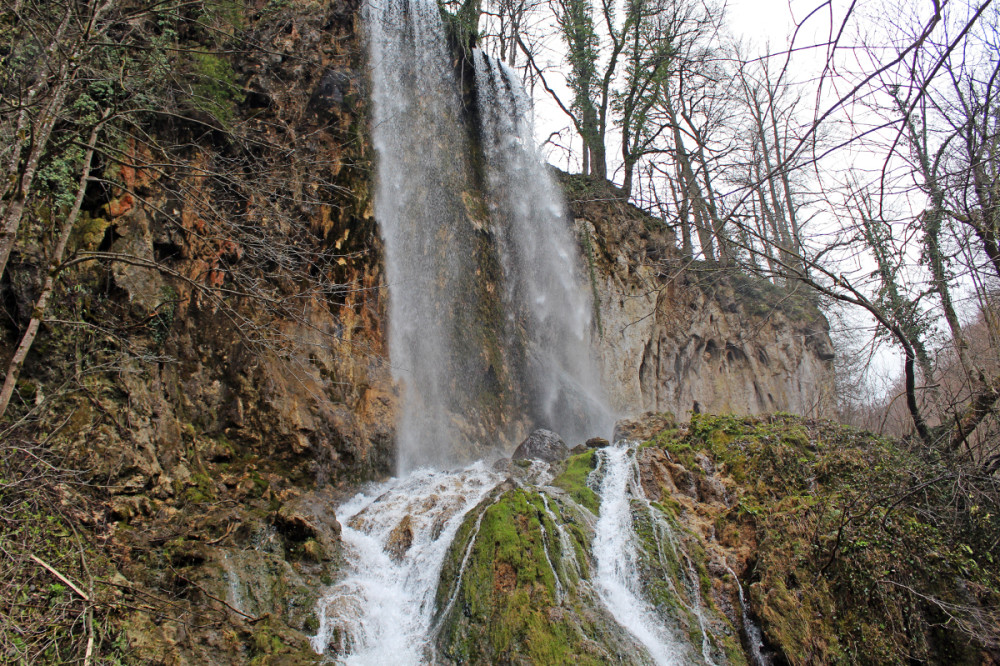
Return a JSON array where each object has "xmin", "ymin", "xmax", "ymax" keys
[
  {"xmin": 640, "ymin": 412, "xmax": 1000, "ymax": 665},
  {"xmin": 433, "ymin": 452, "xmax": 745, "ymax": 665},
  {"xmin": 432, "ymin": 484, "xmax": 633, "ymax": 664}
]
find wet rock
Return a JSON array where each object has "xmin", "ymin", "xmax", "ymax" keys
[
  {"xmin": 695, "ymin": 452, "xmax": 730, "ymax": 506},
  {"xmin": 569, "ymin": 443, "xmax": 589, "ymax": 455},
  {"xmin": 435, "ymin": 487, "xmax": 643, "ymax": 663},
  {"xmin": 274, "ymin": 491, "xmax": 342, "ymax": 560},
  {"xmin": 492, "ymin": 457, "xmax": 511, "ymax": 473},
  {"xmin": 275, "ymin": 505, "xmax": 320, "ymax": 542},
  {"xmin": 511, "ymin": 428, "xmax": 568, "ymax": 463},
  {"xmin": 586, "ymin": 436, "xmax": 610, "ymax": 448},
  {"xmin": 637, "ymin": 446, "xmax": 679, "ymax": 500},
  {"xmin": 385, "ymin": 514, "xmax": 414, "ymax": 562},
  {"xmin": 667, "ymin": 462, "xmax": 698, "ymax": 499}
]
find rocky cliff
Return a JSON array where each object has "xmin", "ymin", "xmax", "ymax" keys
[
  {"xmin": 2, "ymin": 1, "xmax": 395, "ymax": 662},
  {"xmin": 563, "ymin": 175, "xmax": 836, "ymax": 421},
  {"xmin": 0, "ymin": 1, "xmax": 848, "ymax": 664}
]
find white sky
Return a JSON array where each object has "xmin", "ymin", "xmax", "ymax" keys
[{"xmin": 726, "ymin": 0, "xmax": 797, "ymax": 45}]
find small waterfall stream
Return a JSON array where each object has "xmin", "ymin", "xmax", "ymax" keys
[
  {"xmin": 593, "ymin": 445, "xmax": 687, "ymax": 665},
  {"xmin": 311, "ymin": 464, "xmax": 500, "ymax": 662}
]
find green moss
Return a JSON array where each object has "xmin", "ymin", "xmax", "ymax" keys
[
  {"xmin": 435, "ymin": 488, "xmax": 603, "ymax": 664},
  {"xmin": 551, "ymin": 450, "xmax": 600, "ymax": 513},
  {"xmin": 183, "ymin": 472, "xmax": 216, "ymax": 503},
  {"xmin": 646, "ymin": 413, "xmax": 1000, "ymax": 665},
  {"xmin": 183, "ymin": 50, "xmax": 244, "ymax": 123}
]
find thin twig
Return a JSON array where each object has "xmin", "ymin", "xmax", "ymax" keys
[{"xmin": 29, "ymin": 554, "xmax": 90, "ymax": 602}]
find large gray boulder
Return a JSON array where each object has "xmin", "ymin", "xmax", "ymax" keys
[{"xmin": 512, "ymin": 428, "xmax": 568, "ymax": 463}]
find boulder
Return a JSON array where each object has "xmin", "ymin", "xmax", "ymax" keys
[
  {"xmin": 511, "ymin": 428, "xmax": 568, "ymax": 463},
  {"xmin": 273, "ymin": 490, "xmax": 342, "ymax": 561},
  {"xmin": 585, "ymin": 437, "xmax": 610, "ymax": 448},
  {"xmin": 492, "ymin": 457, "xmax": 511, "ymax": 473},
  {"xmin": 386, "ymin": 515, "xmax": 414, "ymax": 562}
]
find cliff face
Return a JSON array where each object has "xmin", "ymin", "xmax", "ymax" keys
[
  {"xmin": 563, "ymin": 176, "xmax": 836, "ymax": 421},
  {"xmin": 2, "ymin": 1, "xmax": 397, "ymax": 662},
  {"xmin": 1, "ymin": 1, "xmax": 840, "ymax": 663}
]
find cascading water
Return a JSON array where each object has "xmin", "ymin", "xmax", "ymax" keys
[
  {"xmin": 311, "ymin": 464, "xmax": 500, "ymax": 662},
  {"xmin": 472, "ymin": 50, "xmax": 613, "ymax": 444},
  {"xmin": 367, "ymin": 0, "xmax": 611, "ymax": 473},
  {"xmin": 593, "ymin": 444, "xmax": 688, "ymax": 665},
  {"xmin": 365, "ymin": 0, "xmax": 489, "ymax": 472}
]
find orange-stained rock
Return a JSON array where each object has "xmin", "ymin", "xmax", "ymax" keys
[{"xmin": 107, "ymin": 194, "xmax": 134, "ymax": 217}]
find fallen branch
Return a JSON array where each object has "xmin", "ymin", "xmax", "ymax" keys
[
  {"xmin": 29, "ymin": 554, "xmax": 90, "ymax": 602},
  {"xmin": 206, "ymin": 521, "xmax": 235, "ymax": 545}
]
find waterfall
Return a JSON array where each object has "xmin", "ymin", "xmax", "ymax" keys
[
  {"xmin": 365, "ymin": 0, "xmax": 486, "ymax": 472},
  {"xmin": 311, "ymin": 464, "xmax": 501, "ymax": 662},
  {"xmin": 366, "ymin": 0, "xmax": 612, "ymax": 473},
  {"xmin": 309, "ymin": 0, "xmax": 694, "ymax": 662},
  {"xmin": 473, "ymin": 50, "xmax": 613, "ymax": 445},
  {"xmin": 593, "ymin": 444, "xmax": 687, "ymax": 665}
]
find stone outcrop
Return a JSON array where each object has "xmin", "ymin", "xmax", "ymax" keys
[
  {"xmin": 433, "ymin": 484, "xmax": 654, "ymax": 664},
  {"xmin": 628, "ymin": 412, "xmax": 999, "ymax": 666},
  {"xmin": 564, "ymin": 176, "xmax": 836, "ymax": 421},
  {"xmin": 434, "ymin": 412, "xmax": 1000, "ymax": 665}
]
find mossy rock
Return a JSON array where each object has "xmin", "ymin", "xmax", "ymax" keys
[
  {"xmin": 433, "ymin": 486, "xmax": 642, "ymax": 664},
  {"xmin": 551, "ymin": 450, "xmax": 600, "ymax": 513},
  {"xmin": 641, "ymin": 413, "xmax": 1000, "ymax": 665}
]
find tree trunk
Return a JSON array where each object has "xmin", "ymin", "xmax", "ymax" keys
[
  {"xmin": 666, "ymin": 97, "xmax": 713, "ymax": 262},
  {"xmin": 0, "ymin": 120, "xmax": 102, "ymax": 419},
  {"xmin": 0, "ymin": 72, "xmax": 75, "ymax": 281}
]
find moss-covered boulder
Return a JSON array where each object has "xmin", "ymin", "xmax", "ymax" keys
[{"xmin": 432, "ymin": 484, "xmax": 642, "ymax": 664}]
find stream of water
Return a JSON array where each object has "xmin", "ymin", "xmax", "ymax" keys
[
  {"xmin": 310, "ymin": 464, "xmax": 500, "ymax": 662},
  {"xmin": 364, "ymin": 0, "xmax": 480, "ymax": 472},
  {"xmin": 593, "ymin": 445, "xmax": 688, "ymax": 666}
]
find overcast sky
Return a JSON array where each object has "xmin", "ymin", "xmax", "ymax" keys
[{"xmin": 727, "ymin": 0, "xmax": 796, "ymax": 45}]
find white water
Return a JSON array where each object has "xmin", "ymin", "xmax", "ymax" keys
[
  {"xmin": 366, "ymin": 0, "xmax": 612, "ymax": 473},
  {"xmin": 473, "ymin": 49, "xmax": 614, "ymax": 443},
  {"xmin": 727, "ymin": 565, "xmax": 769, "ymax": 666},
  {"xmin": 311, "ymin": 464, "xmax": 500, "ymax": 663},
  {"xmin": 220, "ymin": 553, "xmax": 246, "ymax": 615},
  {"xmin": 593, "ymin": 444, "xmax": 687, "ymax": 666},
  {"xmin": 365, "ymin": 0, "xmax": 484, "ymax": 472}
]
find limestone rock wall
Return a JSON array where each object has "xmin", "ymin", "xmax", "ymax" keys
[
  {"xmin": 565, "ymin": 175, "xmax": 836, "ymax": 421},
  {"xmin": 0, "ymin": 1, "xmax": 395, "ymax": 661}
]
